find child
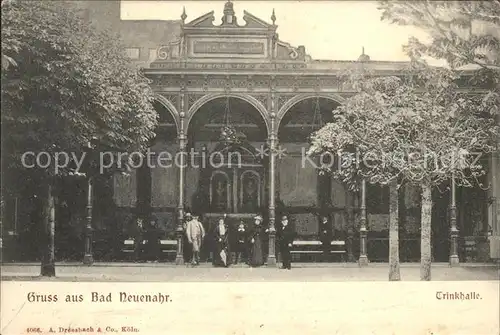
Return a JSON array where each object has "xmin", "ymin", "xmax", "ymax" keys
[{"xmin": 234, "ymin": 221, "xmax": 248, "ymax": 264}]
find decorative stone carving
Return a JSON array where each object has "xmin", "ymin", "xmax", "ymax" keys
[
  {"xmin": 193, "ymin": 41, "xmax": 265, "ymax": 55},
  {"xmin": 150, "ymin": 73, "xmax": 345, "ymax": 93},
  {"xmin": 162, "ymin": 93, "xmax": 179, "ymax": 109},
  {"xmin": 152, "ymin": 76, "xmax": 181, "ymax": 88},
  {"xmin": 253, "ymin": 78, "xmax": 270, "ymax": 88},
  {"xmin": 299, "ymin": 78, "xmax": 318, "ymax": 88},
  {"xmin": 231, "ymin": 78, "xmax": 248, "ymax": 89},
  {"xmin": 275, "ymin": 63, "xmax": 307, "ymax": 70},
  {"xmin": 224, "ymin": 76, "xmax": 231, "ymax": 92},
  {"xmin": 187, "ymin": 94, "xmax": 204, "ymax": 111},
  {"xmin": 247, "ymin": 76, "xmax": 254, "ymax": 91},
  {"xmin": 202, "ymin": 76, "xmax": 209, "ymax": 92},
  {"xmin": 250, "ymin": 94, "xmax": 268, "ymax": 109},
  {"xmin": 150, "ymin": 61, "xmax": 311, "ymax": 70},
  {"xmin": 276, "ymin": 41, "xmax": 308, "ymax": 61},
  {"xmin": 276, "ymin": 78, "xmax": 292, "ymax": 87},
  {"xmin": 209, "ymin": 78, "xmax": 227, "ymax": 88},
  {"xmin": 292, "ymin": 77, "xmax": 300, "ymax": 92},
  {"xmin": 277, "ymin": 94, "xmax": 295, "ymax": 111},
  {"xmin": 270, "ymin": 76, "xmax": 277, "ymax": 92},
  {"xmin": 320, "ymin": 78, "xmax": 340, "ymax": 89},
  {"xmin": 186, "ymin": 79, "xmax": 205, "ymax": 87},
  {"xmin": 157, "ymin": 41, "xmax": 181, "ymax": 60}
]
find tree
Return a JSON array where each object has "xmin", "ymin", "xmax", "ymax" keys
[
  {"xmin": 378, "ymin": 1, "xmax": 500, "ymax": 114},
  {"xmin": 309, "ymin": 64, "xmax": 498, "ymax": 280},
  {"xmin": 309, "ymin": 72, "xmax": 408, "ymax": 281},
  {"xmin": 379, "ymin": 0, "xmax": 500, "ymax": 276},
  {"xmin": 1, "ymin": 1, "xmax": 158, "ymax": 276},
  {"xmin": 379, "ymin": 1, "xmax": 500, "ymax": 70}
]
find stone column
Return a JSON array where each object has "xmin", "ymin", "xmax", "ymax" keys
[
  {"xmin": 449, "ymin": 177, "xmax": 459, "ymax": 266},
  {"xmin": 175, "ymin": 99, "xmax": 187, "ymax": 265},
  {"xmin": 267, "ymin": 111, "xmax": 277, "ymax": 267},
  {"xmin": 359, "ymin": 179, "xmax": 369, "ymax": 266},
  {"xmin": 83, "ymin": 175, "xmax": 94, "ymax": 265}
]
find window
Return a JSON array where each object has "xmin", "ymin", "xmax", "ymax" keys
[{"xmin": 124, "ymin": 48, "xmax": 140, "ymax": 60}]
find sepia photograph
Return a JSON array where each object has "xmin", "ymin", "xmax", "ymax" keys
[{"xmin": 1, "ymin": 0, "xmax": 499, "ymax": 334}]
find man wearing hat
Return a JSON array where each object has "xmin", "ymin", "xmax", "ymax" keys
[
  {"xmin": 183, "ymin": 213, "xmax": 192, "ymax": 262},
  {"xmin": 185, "ymin": 213, "xmax": 205, "ymax": 265},
  {"xmin": 234, "ymin": 220, "xmax": 248, "ymax": 265},
  {"xmin": 319, "ymin": 216, "xmax": 333, "ymax": 262},
  {"xmin": 249, "ymin": 215, "xmax": 265, "ymax": 267},
  {"xmin": 277, "ymin": 215, "xmax": 295, "ymax": 270}
]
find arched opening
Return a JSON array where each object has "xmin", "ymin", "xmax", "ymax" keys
[
  {"xmin": 277, "ymin": 97, "xmax": 342, "ymax": 258},
  {"xmin": 187, "ymin": 96, "xmax": 268, "ymax": 261},
  {"xmin": 105, "ymin": 101, "xmax": 179, "ymax": 261},
  {"xmin": 187, "ymin": 96, "xmax": 268, "ymax": 213}
]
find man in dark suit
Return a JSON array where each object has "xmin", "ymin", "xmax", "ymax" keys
[
  {"xmin": 277, "ymin": 215, "xmax": 294, "ymax": 270},
  {"xmin": 146, "ymin": 218, "xmax": 161, "ymax": 262},
  {"xmin": 234, "ymin": 221, "xmax": 248, "ymax": 265},
  {"xmin": 319, "ymin": 216, "xmax": 333, "ymax": 262},
  {"xmin": 133, "ymin": 218, "xmax": 145, "ymax": 262}
]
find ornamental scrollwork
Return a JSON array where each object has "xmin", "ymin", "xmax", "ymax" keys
[
  {"xmin": 277, "ymin": 94, "xmax": 295, "ymax": 111},
  {"xmin": 187, "ymin": 94, "xmax": 204, "ymax": 111},
  {"xmin": 250, "ymin": 94, "xmax": 268, "ymax": 110},
  {"xmin": 157, "ymin": 45, "xmax": 171, "ymax": 60},
  {"xmin": 159, "ymin": 93, "xmax": 179, "ymax": 110}
]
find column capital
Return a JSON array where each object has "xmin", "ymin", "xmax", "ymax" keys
[
  {"xmin": 178, "ymin": 134, "xmax": 187, "ymax": 149},
  {"xmin": 267, "ymin": 135, "xmax": 277, "ymax": 145}
]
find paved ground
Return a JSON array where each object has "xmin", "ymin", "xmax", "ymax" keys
[
  {"xmin": 2, "ymin": 263, "xmax": 499, "ymax": 335},
  {"xmin": 1, "ymin": 262, "xmax": 498, "ymax": 281}
]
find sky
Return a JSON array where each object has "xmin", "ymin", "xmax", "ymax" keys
[{"xmin": 120, "ymin": 1, "xmax": 437, "ymax": 63}]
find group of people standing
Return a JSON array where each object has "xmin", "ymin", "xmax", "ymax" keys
[
  {"xmin": 183, "ymin": 213, "xmax": 296, "ymax": 269},
  {"xmin": 132, "ymin": 213, "xmax": 333, "ymax": 267},
  {"xmin": 133, "ymin": 217, "xmax": 161, "ymax": 262}
]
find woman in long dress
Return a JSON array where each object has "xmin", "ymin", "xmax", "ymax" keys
[
  {"xmin": 249, "ymin": 215, "xmax": 265, "ymax": 267},
  {"xmin": 213, "ymin": 217, "xmax": 230, "ymax": 267}
]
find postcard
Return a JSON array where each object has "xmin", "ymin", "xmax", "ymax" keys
[{"xmin": 1, "ymin": 1, "xmax": 499, "ymax": 334}]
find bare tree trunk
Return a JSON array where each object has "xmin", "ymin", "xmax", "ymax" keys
[
  {"xmin": 420, "ymin": 183, "xmax": 432, "ymax": 281},
  {"xmin": 40, "ymin": 182, "xmax": 56, "ymax": 277},
  {"xmin": 389, "ymin": 180, "xmax": 400, "ymax": 281}
]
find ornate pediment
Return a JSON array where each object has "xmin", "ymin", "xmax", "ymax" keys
[
  {"xmin": 184, "ymin": 10, "xmax": 272, "ymax": 29},
  {"xmin": 241, "ymin": 10, "xmax": 274, "ymax": 29},
  {"xmin": 150, "ymin": 1, "xmax": 311, "ymax": 66},
  {"xmin": 185, "ymin": 11, "xmax": 216, "ymax": 28},
  {"xmin": 184, "ymin": 2, "xmax": 274, "ymax": 30}
]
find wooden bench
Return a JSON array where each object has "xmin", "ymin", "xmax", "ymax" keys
[
  {"xmin": 121, "ymin": 239, "xmax": 177, "ymax": 260},
  {"xmin": 291, "ymin": 240, "xmax": 346, "ymax": 262},
  {"xmin": 159, "ymin": 239, "xmax": 178, "ymax": 257}
]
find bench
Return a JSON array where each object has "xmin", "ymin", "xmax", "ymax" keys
[
  {"xmin": 121, "ymin": 239, "xmax": 177, "ymax": 261},
  {"xmin": 291, "ymin": 240, "xmax": 346, "ymax": 262}
]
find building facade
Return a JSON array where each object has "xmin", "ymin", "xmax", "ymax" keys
[{"xmin": 2, "ymin": 1, "xmax": 498, "ymax": 264}]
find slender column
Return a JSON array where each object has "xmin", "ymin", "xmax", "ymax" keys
[
  {"xmin": 359, "ymin": 179, "xmax": 369, "ymax": 266},
  {"xmin": 175, "ymin": 99, "xmax": 187, "ymax": 265},
  {"xmin": 449, "ymin": 177, "xmax": 459, "ymax": 266},
  {"xmin": 267, "ymin": 110, "xmax": 277, "ymax": 266},
  {"xmin": 232, "ymin": 168, "xmax": 238, "ymax": 213},
  {"xmin": 489, "ymin": 151, "xmax": 500, "ymax": 260},
  {"xmin": 83, "ymin": 141, "xmax": 94, "ymax": 265},
  {"xmin": 346, "ymin": 191, "xmax": 356, "ymax": 262}
]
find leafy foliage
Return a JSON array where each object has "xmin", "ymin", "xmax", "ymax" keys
[
  {"xmin": 1, "ymin": 0, "xmax": 158, "ymax": 179},
  {"xmin": 378, "ymin": 1, "xmax": 500, "ymax": 72},
  {"xmin": 378, "ymin": 1, "xmax": 500, "ymax": 146}
]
